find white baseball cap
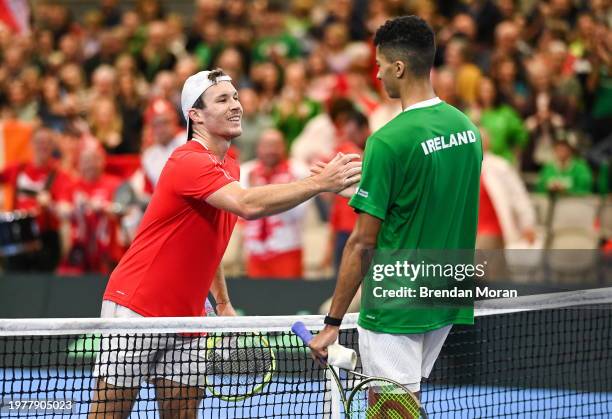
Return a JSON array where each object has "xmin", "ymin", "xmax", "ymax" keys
[{"xmin": 181, "ymin": 70, "xmax": 232, "ymax": 139}]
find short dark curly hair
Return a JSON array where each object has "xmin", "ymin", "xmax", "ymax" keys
[{"xmin": 373, "ymin": 16, "xmax": 435, "ymax": 78}]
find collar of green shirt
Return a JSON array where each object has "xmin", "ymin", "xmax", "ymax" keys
[{"xmin": 403, "ymin": 96, "xmax": 442, "ymax": 112}]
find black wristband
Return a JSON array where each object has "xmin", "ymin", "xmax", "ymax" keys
[{"xmin": 324, "ymin": 315, "xmax": 343, "ymax": 326}]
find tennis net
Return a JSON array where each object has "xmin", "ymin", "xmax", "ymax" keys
[{"xmin": 0, "ymin": 288, "xmax": 611, "ymax": 418}]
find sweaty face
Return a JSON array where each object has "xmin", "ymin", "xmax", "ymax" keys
[
  {"xmin": 195, "ymin": 81, "xmax": 243, "ymax": 140},
  {"xmin": 375, "ymin": 47, "xmax": 400, "ymax": 99}
]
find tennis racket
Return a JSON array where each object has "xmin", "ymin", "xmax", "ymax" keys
[
  {"xmin": 292, "ymin": 321, "xmax": 427, "ymax": 419},
  {"xmin": 204, "ymin": 332, "xmax": 276, "ymax": 402}
]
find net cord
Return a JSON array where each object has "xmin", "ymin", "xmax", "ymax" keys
[{"xmin": 0, "ymin": 287, "xmax": 610, "ymax": 336}]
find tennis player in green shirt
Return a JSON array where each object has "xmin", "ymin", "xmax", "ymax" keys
[{"xmin": 309, "ymin": 15, "xmax": 483, "ymax": 400}]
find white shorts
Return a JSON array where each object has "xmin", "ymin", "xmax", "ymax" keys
[
  {"xmin": 357, "ymin": 325, "xmax": 451, "ymax": 393},
  {"xmin": 93, "ymin": 300, "xmax": 209, "ymax": 388}
]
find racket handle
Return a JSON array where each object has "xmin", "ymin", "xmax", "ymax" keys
[
  {"xmin": 205, "ymin": 298, "xmax": 216, "ymax": 316},
  {"xmin": 291, "ymin": 321, "xmax": 313, "ymax": 345}
]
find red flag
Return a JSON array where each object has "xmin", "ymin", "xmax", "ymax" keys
[{"xmin": 0, "ymin": 0, "xmax": 30, "ymax": 34}]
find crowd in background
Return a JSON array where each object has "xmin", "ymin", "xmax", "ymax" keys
[{"xmin": 0, "ymin": 0, "xmax": 610, "ymax": 277}]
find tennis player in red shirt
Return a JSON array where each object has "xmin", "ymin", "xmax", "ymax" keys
[{"xmin": 89, "ymin": 68, "xmax": 361, "ymax": 418}]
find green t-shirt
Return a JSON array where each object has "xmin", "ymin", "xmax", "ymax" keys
[
  {"xmin": 478, "ymin": 105, "xmax": 527, "ymax": 163},
  {"xmin": 349, "ymin": 99, "xmax": 482, "ymax": 334},
  {"xmin": 536, "ymin": 158, "xmax": 593, "ymax": 195}
]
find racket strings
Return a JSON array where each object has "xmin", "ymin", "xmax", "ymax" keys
[
  {"xmin": 348, "ymin": 379, "xmax": 422, "ymax": 419},
  {"xmin": 205, "ymin": 334, "xmax": 274, "ymax": 396}
]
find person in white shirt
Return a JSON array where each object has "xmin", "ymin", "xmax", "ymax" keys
[
  {"xmin": 240, "ymin": 129, "xmax": 310, "ymax": 278},
  {"xmin": 141, "ymin": 99, "xmax": 186, "ymax": 187}
]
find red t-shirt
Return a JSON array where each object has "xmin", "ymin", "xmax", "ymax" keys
[
  {"xmin": 57, "ymin": 173, "xmax": 123, "ymax": 275},
  {"xmin": 103, "ymin": 141, "xmax": 240, "ymax": 317},
  {"xmin": 477, "ymin": 180, "xmax": 503, "ymax": 236},
  {"xmin": 0, "ymin": 162, "xmax": 73, "ymax": 231}
]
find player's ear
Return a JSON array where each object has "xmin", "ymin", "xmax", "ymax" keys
[
  {"xmin": 188, "ymin": 108, "xmax": 204, "ymax": 124},
  {"xmin": 394, "ymin": 60, "xmax": 405, "ymax": 79}
]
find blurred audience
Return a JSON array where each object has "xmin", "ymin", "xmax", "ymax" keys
[{"xmin": 0, "ymin": 0, "xmax": 609, "ymax": 273}]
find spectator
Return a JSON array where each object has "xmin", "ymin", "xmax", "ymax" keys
[
  {"xmin": 81, "ymin": 11, "xmax": 105, "ymax": 59},
  {"xmin": 291, "ymin": 97, "xmax": 355, "ymax": 165},
  {"xmin": 252, "ymin": 3, "xmax": 301, "ymax": 66},
  {"xmin": 88, "ymin": 97, "xmax": 124, "ymax": 154},
  {"xmin": 271, "ymin": 60, "xmax": 321, "ymax": 148},
  {"xmin": 83, "ymin": 29, "xmax": 124, "ymax": 79},
  {"xmin": 141, "ymin": 99, "xmax": 184, "ymax": 187},
  {"xmin": 523, "ymin": 58, "xmax": 576, "ymax": 128},
  {"xmin": 320, "ymin": 23, "xmax": 353, "ymax": 74},
  {"xmin": 341, "ymin": 43, "xmax": 381, "ymax": 115},
  {"xmin": 432, "ymin": 68, "xmax": 464, "ymax": 109},
  {"xmin": 522, "ymin": 66, "xmax": 568, "ymax": 172},
  {"xmin": 324, "ymin": 111, "xmax": 369, "ymax": 273},
  {"xmin": 583, "ymin": 21, "xmax": 612, "ymax": 144},
  {"xmin": 100, "ymin": 0, "xmax": 122, "ymax": 28},
  {"xmin": 57, "ymin": 121, "xmax": 92, "ymax": 177},
  {"xmin": 0, "ymin": 127, "xmax": 73, "ymax": 271},
  {"xmin": 135, "ymin": 0, "xmax": 165, "ymax": 23},
  {"xmin": 315, "ymin": 0, "xmax": 367, "ymax": 41},
  {"xmin": 220, "ymin": 0, "xmax": 248, "ymax": 26},
  {"xmin": 469, "ymin": 77, "xmax": 528, "ymax": 163},
  {"xmin": 58, "ymin": 33, "xmax": 82, "ymax": 65},
  {"xmin": 442, "ymin": 36, "xmax": 483, "ymax": 107},
  {"xmin": 58, "ymin": 63, "xmax": 88, "ymax": 113},
  {"xmin": 545, "ymin": 40, "xmax": 583, "ymax": 115},
  {"xmin": 305, "ymin": 48, "xmax": 337, "ymax": 103},
  {"xmin": 215, "ymin": 47, "xmax": 248, "ymax": 89},
  {"xmin": 121, "ymin": 10, "xmax": 146, "ymax": 56},
  {"xmin": 174, "ymin": 55, "xmax": 200, "ymax": 88},
  {"xmin": 87, "ymin": 65, "xmax": 117, "ymax": 109},
  {"xmin": 117, "ymin": 73, "xmax": 144, "ymax": 154},
  {"xmin": 493, "ymin": 20, "xmax": 529, "ymax": 82},
  {"xmin": 191, "ymin": 20, "xmax": 224, "ymax": 70},
  {"xmin": 150, "ymin": 70, "xmax": 180, "ymax": 109},
  {"xmin": 2, "ymin": 45, "xmax": 28, "ymax": 81},
  {"xmin": 38, "ymin": 76, "xmax": 68, "ymax": 132},
  {"xmin": 235, "ymin": 88, "xmax": 273, "ymax": 163},
  {"xmin": 490, "ymin": 54, "xmax": 528, "ymax": 112},
  {"xmin": 186, "ymin": 0, "xmax": 222, "ymax": 54},
  {"xmin": 165, "ymin": 13, "xmax": 188, "ymax": 59},
  {"xmin": 478, "ymin": 128, "xmax": 537, "ymax": 251},
  {"xmin": 240, "ymin": 129, "xmax": 309, "ymax": 278},
  {"xmin": 536, "ymin": 131, "xmax": 593, "ymax": 195},
  {"xmin": 57, "ymin": 144, "xmax": 123, "ymax": 274},
  {"xmin": 136, "ymin": 20, "xmax": 177, "ymax": 82},
  {"xmin": 5, "ymin": 79, "xmax": 38, "ymax": 122},
  {"xmin": 251, "ymin": 61, "xmax": 281, "ymax": 113}
]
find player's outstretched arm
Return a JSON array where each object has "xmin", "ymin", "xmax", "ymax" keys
[
  {"xmin": 206, "ymin": 153, "xmax": 361, "ymax": 220},
  {"xmin": 309, "ymin": 212, "xmax": 381, "ymax": 360}
]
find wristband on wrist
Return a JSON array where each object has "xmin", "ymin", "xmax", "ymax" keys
[{"xmin": 324, "ymin": 315, "xmax": 343, "ymax": 326}]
